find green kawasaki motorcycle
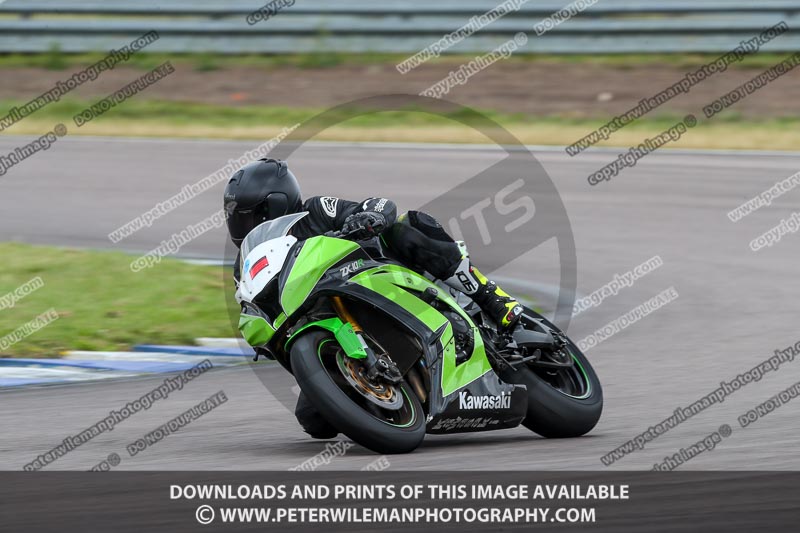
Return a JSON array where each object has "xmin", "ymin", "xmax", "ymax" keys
[{"xmin": 237, "ymin": 213, "xmax": 602, "ymax": 454}]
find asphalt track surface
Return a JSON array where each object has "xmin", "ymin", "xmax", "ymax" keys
[{"xmin": 1, "ymin": 135, "xmax": 799, "ymax": 471}]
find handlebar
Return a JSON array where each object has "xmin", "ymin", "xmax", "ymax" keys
[
  {"xmin": 324, "ymin": 228, "xmax": 384, "ymax": 241},
  {"xmin": 325, "ymin": 213, "xmax": 387, "ymax": 240}
]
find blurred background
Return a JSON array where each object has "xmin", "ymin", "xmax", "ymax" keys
[{"xmin": 1, "ymin": 0, "xmax": 799, "ymax": 147}]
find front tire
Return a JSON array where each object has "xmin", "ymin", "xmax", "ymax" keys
[{"xmin": 290, "ymin": 330, "xmax": 426, "ymax": 454}]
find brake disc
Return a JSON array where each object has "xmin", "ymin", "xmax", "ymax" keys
[{"xmin": 335, "ymin": 354, "xmax": 404, "ymax": 410}]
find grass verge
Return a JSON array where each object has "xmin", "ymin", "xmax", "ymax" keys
[
  {"xmin": 2, "ymin": 98, "xmax": 800, "ymax": 151},
  {"xmin": 0, "ymin": 243, "xmax": 237, "ymax": 357},
  {"xmin": 0, "ymin": 51, "xmax": 793, "ymax": 71}
]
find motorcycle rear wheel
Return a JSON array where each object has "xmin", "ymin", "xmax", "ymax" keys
[{"xmin": 497, "ymin": 329, "xmax": 603, "ymax": 438}]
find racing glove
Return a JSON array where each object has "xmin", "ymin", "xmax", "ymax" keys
[{"xmin": 341, "ymin": 211, "xmax": 387, "ymax": 240}]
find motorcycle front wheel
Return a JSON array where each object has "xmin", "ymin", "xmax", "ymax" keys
[{"xmin": 290, "ymin": 330, "xmax": 426, "ymax": 454}]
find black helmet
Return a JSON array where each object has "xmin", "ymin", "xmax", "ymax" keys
[{"xmin": 223, "ymin": 158, "xmax": 302, "ymax": 246}]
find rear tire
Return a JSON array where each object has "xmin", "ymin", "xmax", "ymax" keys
[
  {"xmin": 498, "ymin": 341, "xmax": 603, "ymax": 438},
  {"xmin": 290, "ymin": 330, "xmax": 426, "ymax": 454}
]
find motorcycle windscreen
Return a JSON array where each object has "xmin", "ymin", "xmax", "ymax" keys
[{"xmin": 239, "ymin": 212, "xmax": 308, "ymax": 258}]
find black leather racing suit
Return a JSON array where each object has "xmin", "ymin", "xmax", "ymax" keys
[{"xmin": 233, "ymin": 195, "xmax": 463, "ymax": 283}]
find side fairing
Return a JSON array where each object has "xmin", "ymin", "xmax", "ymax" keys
[
  {"xmin": 349, "ymin": 265, "xmax": 493, "ymax": 397},
  {"xmin": 279, "ymin": 236, "xmax": 360, "ymax": 316}
]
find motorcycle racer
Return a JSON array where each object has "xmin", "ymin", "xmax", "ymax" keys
[{"xmin": 224, "ymin": 158, "xmax": 524, "ymax": 438}]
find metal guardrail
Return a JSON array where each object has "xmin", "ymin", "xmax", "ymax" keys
[{"xmin": 0, "ymin": 0, "xmax": 799, "ymax": 54}]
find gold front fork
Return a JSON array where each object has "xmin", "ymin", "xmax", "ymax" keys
[
  {"xmin": 331, "ymin": 296, "xmax": 362, "ymax": 333},
  {"xmin": 331, "ymin": 297, "xmax": 409, "ymax": 395}
]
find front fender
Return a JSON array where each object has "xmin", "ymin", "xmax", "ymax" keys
[{"xmin": 284, "ymin": 317, "xmax": 367, "ymax": 360}]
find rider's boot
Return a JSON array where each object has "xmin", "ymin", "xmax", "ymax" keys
[
  {"xmin": 443, "ymin": 242, "xmax": 524, "ymax": 330},
  {"xmin": 295, "ymin": 391, "xmax": 339, "ymax": 439}
]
